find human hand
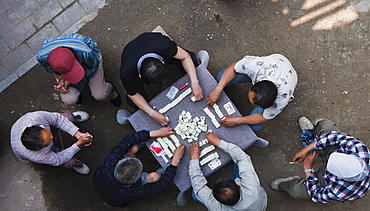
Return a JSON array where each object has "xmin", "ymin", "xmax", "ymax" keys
[
  {"xmin": 206, "ymin": 89, "xmax": 221, "ymax": 107},
  {"xmin": 74, "ymin": 131, "xmax": 93, "ymax": 140},
  {"xmin": 75, "ymin": 135, "xmax": 93, "ymax": 148},
  {"xmin": 219, "ymin": 115, "xmax": 239, "ymax": 127},
  {"xmin": 293, "ymin": 148, "xmax": 310, "ymax": 163},
  {"xmin": 171, "ymin": 144, "xmax": 185, "ymax": 166},
  {"xmin": 303, "ymin": 151, "xmax": 318, "ymax": 169},
  {"xmin": 205, "ymin": 132, "xmax": 221, "ymax": 146},
  {"xmin": 190, "ymin": 82, "xmax": 203, "ymax": 101},
  {"xmin": 150, "ymin": 111, "xmax": 169, "ymax": 126},
  {"xmin": 190, "ymin": 142, "xmax": 200, "ymax": 160},
  {"xmin": 53, "ymin": 78, "xmax": 69, "ymax": 94},
  {"xmin": 150, "ymin": 127, "xmax": 175, "ymax": 137}
]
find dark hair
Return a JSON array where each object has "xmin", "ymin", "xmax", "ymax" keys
[
  {"xmin": 140, "ymin": 58, "xmax": 167, "ymax": 86},
  {"xmin": 21, "ymin": 126, "xmax": 44, "ymax": 151},
  {"xmin": 114, "ymin": 157, "xmax": 143, "ymax": 185},
  {"xmin": 250, "ymin": 80, "xmax": 278, "ymax": 109},
  {"xmin": 213, "ymin": 178, "xmax": 240, "ymax": 206}
]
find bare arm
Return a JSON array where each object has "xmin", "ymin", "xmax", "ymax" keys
[
  {"xmin": 219, "ymin": 112, "xmax": 270, "ymax": 127},
  {"xmin": 293, "ymin": 141, "xmax": 317, "ymax": 163},
  {"xmin": 173, "ymin": 47, "xmax": 203, "ymax": 101},
  {"xmin": 206, "ymin": 63, "xmax": 237, "ymax": 106},
  {"xmin": 128, "ymin": 93, "xmax": 169, "ymax": 126}
]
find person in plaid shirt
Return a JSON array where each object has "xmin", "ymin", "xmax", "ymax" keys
[{"xmin": 270, "ymin": 118, "xmax": 370, "ymax": 203}]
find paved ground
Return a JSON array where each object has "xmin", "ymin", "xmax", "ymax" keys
[
  {"xmin": 0, "ymin": 0, "xmax": 105, "ymax": 92},
  {"xmin": 1, "ymin": 0, "xmax": 370, "ymax": 210}
]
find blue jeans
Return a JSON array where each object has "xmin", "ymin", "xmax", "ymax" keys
[
  {"xmin": 192, "ymin": 161, "xmax": 241, "ymax": 206},
  {"xmin": 217, "ymin": 69, "xmax": 265, "ymax": 131}
]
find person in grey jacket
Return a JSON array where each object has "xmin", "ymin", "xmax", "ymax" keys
[
  {"xmin": 189, "ymin": 132, "xmax": 267, "ymax": 210},
  {"xmin": 10, "ymin": 111, "xmax": 92, "ymax": 174}
]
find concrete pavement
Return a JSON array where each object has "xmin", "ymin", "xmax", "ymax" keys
[{"xmin": 0, "ymin": 0, "xmax": 106, "ymax": 93}]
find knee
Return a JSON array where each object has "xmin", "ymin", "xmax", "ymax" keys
[
  {"xmin": 146, "ymin": 172, "xmax": 163, "ymax": 183},
  {"xmin": 92, "ymin": 91, "xmax": 109, "ymax": 102},
  {"xmin": 61, "ymin": 95, "xmax": 78, "ymax": 105}
]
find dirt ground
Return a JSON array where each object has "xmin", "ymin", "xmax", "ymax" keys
[{"xmin": 1, "ymin": 0, "xmax": 370, "ymax": 210}]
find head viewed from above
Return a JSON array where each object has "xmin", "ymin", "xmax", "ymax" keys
[
  {"xmin": 21, "ymin": 125, "xmax": 53, "ymax": 151},
  {"xmin": 213, "ymin": 178, "xmax": 241, "ymax": 206},
  {"xmin": 249, "ymin": 80, "xmax": 278, "ymax": 109},
  {"xmin": 140, "ymin": 58, "xmax": 168, "ymax": 86},
  {"xmin": 114, "ymin": 157, "xmax": 143, "ymax": 185}
]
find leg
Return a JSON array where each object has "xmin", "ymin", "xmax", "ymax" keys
[
  {"xmin": 59, "ymin": 110, "xmax": 75, "ymax": 122},
  {"xmin": 54, "ymin": 75, "xmax": 80, "ymax": 105},
  {"xmin": 60, "ymin": 86, "xmax": 80, "ymax": 105},
  {"xmin": 216, "ymin": 69, "xmax": 252, "ymax": 85},
  {"xmin": 278, "ymin": 178, "xmax": 311, "ymax": 200},
  {"xmin": 51, "ymin": 146, "xmax": 83, "ymax": 168},
  {"xmin": 248, "ymin": 107, "xmax": 265, "ymax": 131},
  {"xmin": 88, "ymin": 54, "xmax": 113, "ymax": 102},
  {"xmin": 314, "ymin": 120, "xmax": 341, "ymax": 137}
]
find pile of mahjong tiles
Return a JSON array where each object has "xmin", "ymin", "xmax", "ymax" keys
[
  {"xmin": 154, "ymin": 110, "xmax": 220, "ymax": 167},
  {"xmin": 175, "ymin": 110, "xmax": 207, "ymax": 141}
]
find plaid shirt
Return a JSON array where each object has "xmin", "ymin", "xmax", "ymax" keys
[
  {"xmin": 305, "ymin": 131, "xmax": 370, "ymax": 203},
  {"xmin": 36, "ymin": 33, "xmax": 100, "ymax": 78}
]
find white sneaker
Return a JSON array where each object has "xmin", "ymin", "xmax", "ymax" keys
[
  {"xmin": 72, "ymin": 163, "xmax": 90, "ymax": 175},
  {"xmin": 198, "ymin": 50, "xmax": 209, "ymax": 68},
  {"xmin": 73, "ymin": 111, "xmax": 89, "ymax": 123},
  {"xmin": 270, "ymin": 176, "xmax": 300, "ymax": 191},
  {"xmin": 298, "ymin": 117, "xmax": 314, "ymax": 131}
]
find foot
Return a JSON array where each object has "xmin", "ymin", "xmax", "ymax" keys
[
  {"xmin": 176, "ymin": 191, "xmax": 188, "ymax": 206},
  {"xmin": 107, "ymin": 82, "xmax": 121, "ymax": 107},
  {"xmin": 197, "ymin": 50, "xmax": 209, "ymax": 68},
  {"xmin": 270, "ymin": 176, "xmax": 300, "ymax": 191},
  {"xmin": 128, "ymin": 145, "xmax": 139, "ymax": 156},
  {"xmin": 314, "ymin": 118, "xmax": 326, "ymax": 126},
  {"xmin": 298, "ymin": 117, "xmax": 314, "ymax": 131},
  {"xmin": 73, "ymin": 111, "xmax": 89, "ymax": 123},
  {"xmin": 72, "ymin": 163, "xmax": 90, "ymax": 175}
]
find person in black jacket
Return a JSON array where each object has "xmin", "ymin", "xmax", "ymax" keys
[{"xmin": 93, "ymin": 127, "xmax": 184, "ymax": 207}]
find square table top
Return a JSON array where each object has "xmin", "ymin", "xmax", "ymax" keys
[{"xmin": 128, "ymin": 64, "xmax": 268, "ymax": 192}]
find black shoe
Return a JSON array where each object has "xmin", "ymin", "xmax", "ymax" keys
[
  {"xmin": 108, "ymin": 82, "xmax": 121, "ymax": 107},
  {"xmin": 76, "ymin": 95, "xmax": 82, "ymax": 104}
]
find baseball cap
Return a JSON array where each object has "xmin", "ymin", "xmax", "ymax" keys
[
  {"xmin": 48, "ymin": 47, "xmax": 84, "ymax": 84},
  {"xmin": 327, "ymin": 152, "xmax": 368, "ymax": 182}
]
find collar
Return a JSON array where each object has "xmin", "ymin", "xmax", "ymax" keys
[{"xmin": 137, "ymin": 53, "xmax": 164, "ymax": 74}]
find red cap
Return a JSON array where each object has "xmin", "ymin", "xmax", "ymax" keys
[{"xmin": 48, "ymin": 47, "xmax": 85, "ymax": 84}]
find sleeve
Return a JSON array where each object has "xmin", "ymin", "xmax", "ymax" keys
[
  {"xmin": 305, "ymin": 174, "xmax": 338, "ymax": 203},
  {"xmin": 44, "ymin": 112, "xmax": 79, "ymax": 137},
  {"xmin": 121, "ymin": 72, "xmax": 145, "ymax": 96},
  {"xmin": 36, "ymin": 51, "xmax": 53, "ymax": 73},
  {"xmin": 104, "ymin": 130, "xmax": 150, "ymax": 165},
  {"xmin": 80, "ymin": 34, "xmax": 100, "ymax": 55},
  {"xmin": 189, "ymin": 159, "xmax": 220, "ymax": 209},
  {"xmin": 218, "ymin": 140, "xmax": 262, "ymax": 188},
  {"xmin": 36, "ymin": 144, "xmax": 81, "ymax": 166}
]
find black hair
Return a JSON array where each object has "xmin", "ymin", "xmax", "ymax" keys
[
  {"xmin": 250, "ymin": 80, "xmax": 278, "ymax": 109},
  {"xmin": 21, "ymin": 126, "xmax": 44, "ymax": 151},
  {"xmin": 140, "ymin": 58, "xmax": 168, "ymax": 86},
  {"xmin": 213, "ymin": 178, "xmax": 240, "ymax": 206}
]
